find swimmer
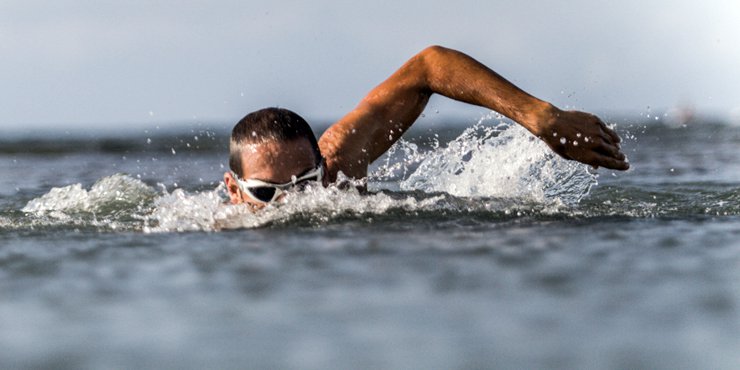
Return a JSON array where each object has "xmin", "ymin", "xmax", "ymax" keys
[{"xmin": 224, "ymin": 46, "xmax": 629, "ymax": 207}]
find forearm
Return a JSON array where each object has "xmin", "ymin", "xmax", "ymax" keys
[
  {"xmin": 418, "ymin": 46, "xmax": 628, "ymax": 170},
  {"xmin": 419, "ymin": 45, "xmax": 557, "ymax": 135}
]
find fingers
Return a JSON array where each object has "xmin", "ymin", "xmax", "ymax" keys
[
  {"xmin": 592, "ymin": 153, "xmax": 630, "ymax": 171},
  {"xmin": 595, "ymin": 119, "xmax": 622, "ymax": 144},
  {"xmin": 578, "ymin": 154, "xmax": 628, "ymax": 171},
  {"xmin": 571, "ymin": 135, "xmax": 629, "ymax": 170},
  {"xmin": 588, "ymin": 139, "xmax": 628, "ymax": 170},
  {"xmin": 595, "ymin": 142, "xmax": 625, "ymax": 160},
  {"xmin": 604, "ymin": 126, "xmax": 621, "ymax": 144}
]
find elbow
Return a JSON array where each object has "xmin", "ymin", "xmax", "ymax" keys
[
  {"xmin": 420, "ymin": 45, "xmax": 449, "ymax": 57},
  {"xmin": 418, "ymin": 45, "xmax": 458, "ymax": 67},
  {"xmin": 416, "ymin": 45, "xmax": 450, "ymax": 90}
]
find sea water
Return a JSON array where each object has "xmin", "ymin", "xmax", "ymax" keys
[{"xmin": 1, "ymin": 114, "xmax": 739, "ymax": 369}]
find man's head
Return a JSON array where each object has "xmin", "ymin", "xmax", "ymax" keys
[{"xmin": 224, "ymin": 108, "xmax": 324, "ymax": 206}]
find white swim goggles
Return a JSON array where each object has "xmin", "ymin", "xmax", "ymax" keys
[{"xmin": 232, "ymin": 164, "xmax": 324, "ymax": 204}]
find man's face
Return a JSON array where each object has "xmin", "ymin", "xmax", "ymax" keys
[{"xmin": 224, "ymin": 139, "xmax": 321, "ymax": 208}]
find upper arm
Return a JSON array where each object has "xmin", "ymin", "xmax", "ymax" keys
[{"xmin": 318, "ymin": 48, "xmax": 435, "ymax": 181}]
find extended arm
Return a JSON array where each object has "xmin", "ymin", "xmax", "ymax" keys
[{"xmin": 318, "ymin": 45, "xmax": 628, "ymax": 181}]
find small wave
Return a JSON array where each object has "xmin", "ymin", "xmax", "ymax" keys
[
  {"xmin": 16, "ymin": 178, "xmax": 740, "ymax": 233},
  {"xmin": 580, "ymin": 183, "xmax": 740, "ymax": 218},
  {"xmin": 144, "ymin": 180, "xmax": 568, "ymax": 232},
  {"xmin": 18, "ymin": 115, "xmax": 737, "ymax": 233},
  {"xmin": 382, "ymin": 114, "xmax": 596, "ymax": 204},
  {"xmin": 22, "ymin": 174, "xmax": 156, "ymax": 216},
  {"xmin": 20, "ymin": 174, "xmax": 157, "ymax": 231},
  {"xmin": 13, "ymin": 116, "xmax": 599, "ymax": 232},
  {"xmin": 0, "ymin": 215, "xmax": 11, "ymax": 228}
]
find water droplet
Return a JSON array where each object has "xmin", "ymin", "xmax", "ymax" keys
[
  {"xmin": 576, "ymin": 133, "xmax": 582, "ymax": 138},
  {"xmin": 584, "ymin": 137, "xmax": 590, "ymax": 142},
  {"xmin": 171, "ymin": 148, "xmax": 176, "ymax": 155},
  {"xmin": 251, "ymin": 131, "xmax": 257, "ymax": 137},
  {"xmin": 560, "ymin": 137, "xmax": 567, "ymax": 144},
  {"xmin": 573, "ymin": 141, "xmax": 578, "ymax": 146},
  {"xmin": 388, "ymin": 135, "xmax": 393, "ymax": 140},
  {"xmin": 351, "ymin": 128, "xmax": 356, "ymax": 134},
  {"xmin": 146, "ymin": 138, "xmax": 152, "ymax": 144},
  {"xmin": 553, "ymin": 132, "xmax": 558, "ymax": 137}
]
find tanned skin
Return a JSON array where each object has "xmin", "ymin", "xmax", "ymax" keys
[
  {"xmin": 225, "ymin": 45, "xmax": 628, "ymax": 206},
  {"xmin": 319, "ymin": 45, "xmax": 628, "ymax": 182}
]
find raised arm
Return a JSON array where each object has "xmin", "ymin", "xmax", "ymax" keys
[{"xmin": 318, "ymin": 45, "xmax": 628, "ymax": 181}]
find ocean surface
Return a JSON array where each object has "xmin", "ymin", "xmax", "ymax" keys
[{"xmin": 1, "ymin": 114, "xmax": 739, "ymax": 369}]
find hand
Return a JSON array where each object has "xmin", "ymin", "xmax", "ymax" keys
[{"xmin": 536, "ymin": 108, "xmax": 629, "ymax": 170}]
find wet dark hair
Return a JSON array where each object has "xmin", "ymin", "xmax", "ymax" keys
[{"xmin": 229, "ymin": 107, "xmax": 321, "ymax": 178}]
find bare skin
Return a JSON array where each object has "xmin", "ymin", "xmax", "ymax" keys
[
  {"xmin": 224, "ymin": 140, "xmax": 322, "ymax": 208},
  {"xmin": 320, "ymin": 45, "xmax": 628, "ymax": 182},
  {"xmin": 225, "ymin": 45, "xmax": 629, "ymax": 205}
]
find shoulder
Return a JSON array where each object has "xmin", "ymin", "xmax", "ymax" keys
[{"xmin": 319, "ymin": 120, "xmax": 370, "ymax": 182}]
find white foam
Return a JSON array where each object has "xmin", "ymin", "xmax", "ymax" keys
[
  {"xmin": 144, "ymin": 179, "xmax": 448, "ymax": 232},
  {"xmin": 0, "ymin": 216, "xmax": 11, "ymax": 228},
  {"xmin": 22, "ymin": 174, "xmax": 156, "ymax": 216},
  {"xmin": 382, "ymin": 114, "xmax": 596, "ymax": 204}
]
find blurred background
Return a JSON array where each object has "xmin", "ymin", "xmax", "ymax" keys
[{"xmin": 1, "ymin": 0, "xmax": 738, "ymax": 133}]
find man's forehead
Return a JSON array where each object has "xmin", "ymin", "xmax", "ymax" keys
[
  {"xmin": 240, "ymin": 139, "xmax": 315, "ymax": 161},
  {"xmin": 240, "ymin": 139, "xmax": 318, "ymax": 181}
]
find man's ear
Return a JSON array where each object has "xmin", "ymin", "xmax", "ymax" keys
[{"xmin": 223, "ymin": 172, "xmax": 241, "ymax": 204}]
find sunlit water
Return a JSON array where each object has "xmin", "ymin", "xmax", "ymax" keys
[{"xmin": 1, "ymin": 115, "xmax": 739, "ymax": 369}]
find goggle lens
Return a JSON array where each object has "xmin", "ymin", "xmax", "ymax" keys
[
  {"xmin": 248, "ymin": 186, "xmax": 277, "ymax": 203},
  {"xmin": 232, "ymin": 164, "xmax": 323, "ymax": 204}
]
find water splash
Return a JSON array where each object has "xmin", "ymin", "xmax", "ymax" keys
[
  {"xmin": 18, "ymin": 174, "xmax": 157, "ymax": 231},
  {"xmin": 373, "ymin": 114, "xmax": 597, "ymax": 204},
  {"xmin": 144, "ymin": 178, "xmax": 465, "ymax": 232},
  {"xmin": 22, "ymin": 174, "xmax": 156, "ymax": 217},
  {"xmin": 15, "ymin": 115, "xmax": 636, "ymax": 232}
]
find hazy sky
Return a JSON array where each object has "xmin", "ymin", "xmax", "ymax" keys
[{"xmin": 1, "ymin": 0, "xmax": 738, "ymax": 131}]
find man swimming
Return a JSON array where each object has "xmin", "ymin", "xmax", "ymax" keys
[{"xmin": 224, "ymin": 46, "xmax": 629, "ymax": 207}]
